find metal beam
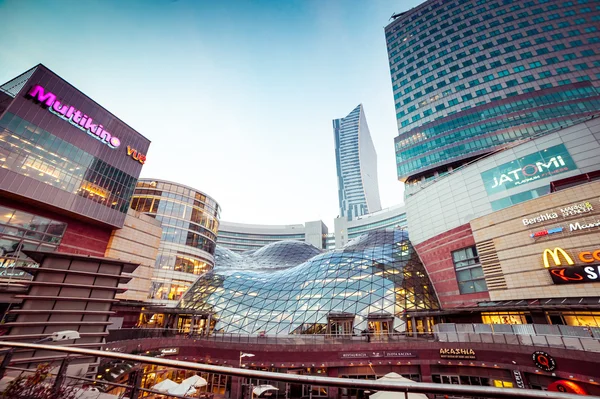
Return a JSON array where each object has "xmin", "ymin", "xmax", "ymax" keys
[{"xmin": 0, "ymin": 341, "xmax": 596, "ymax": 399}]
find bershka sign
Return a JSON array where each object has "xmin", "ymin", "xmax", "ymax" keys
[
  {"xmin": 27, "ymin": 84, "xmax": 121, "ymax": 148},
  {"xmin": 481, "ymin": 144, "xmax": 576, "ymax": 195},
  {"xmin": 523, "ymin": 201, "xmax": 595, "ymax": 226},
  {"xmin": 523, "ymin": 212, "xmax": 558, "ymax": 226}
]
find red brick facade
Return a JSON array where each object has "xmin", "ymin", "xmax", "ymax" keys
[{"xmin": 414, "ymin": 223, "xmax": 489, "ymax": 308}]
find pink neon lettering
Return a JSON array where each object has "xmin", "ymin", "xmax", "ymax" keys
[
  {"xmin": 51, "ymin": 101, "xmax": 69, "ymax": 115},
  {"xmin": 28, "ymin": 85, "xmax": 56, "ymax": 107},
  {"xmin": 26, "ymin": 84, "xmax": 121, "ymax": 149}
]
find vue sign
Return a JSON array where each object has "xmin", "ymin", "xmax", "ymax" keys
[{"xmin": 481, "ymin": 144, "xmax": 576, "ymax": 195}]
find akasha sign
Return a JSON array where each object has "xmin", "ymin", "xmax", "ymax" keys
[
  {"xmin": 27, "ymin": 85, "xmax": 121, "ymax": 148},
  {"xmin": 481, "ymin": 144, "xmax": 576, "ymax": 195}
]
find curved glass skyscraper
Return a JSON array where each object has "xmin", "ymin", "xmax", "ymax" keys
[
  {"xmin": 386, "ymin": 0, "xmax": 600, "ymax": 184},
  {"xmin": 333, "ymin": 104, "xmax": 382, "ymax": 220}
]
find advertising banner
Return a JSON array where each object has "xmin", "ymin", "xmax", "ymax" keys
[{"xmin": 480, "ymin": 144, "xmax": 576, "ymax": 195}]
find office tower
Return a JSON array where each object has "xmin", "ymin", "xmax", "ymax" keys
[
  {"xmin": 333, "ymin": 104, "xmax": 382, "ymax": 220},
  {"xmin": 385, "ymin": 0, "xmax": 600, "ymax": 186}
]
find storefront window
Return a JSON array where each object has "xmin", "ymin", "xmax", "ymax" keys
[
  {"xmin": 493, "ymin": 380, "xmax": 514, "ymax": 388},
  {"xmin": 452, "ymin": 246, "xmax": 488, "ymax": 294},
  {"xmin": 482, "ymin": 312, "xmax": 529, "ymax": 325},
  {"xmin": 547, "ymin": 311, "xmax": 600, "ymax": 327}
]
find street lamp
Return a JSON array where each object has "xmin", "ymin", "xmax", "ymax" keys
[
  {"xmin": 0, "ymin": 330, "xmax": 81, "ymax": 379},
  {"xmin": 239, "ymin": 352, "xmax": 255, "ymax": 367}
]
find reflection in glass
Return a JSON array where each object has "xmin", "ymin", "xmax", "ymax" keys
[{"xmin": 179, "ymin": 229, "xmax": 439, "ymax": 335}]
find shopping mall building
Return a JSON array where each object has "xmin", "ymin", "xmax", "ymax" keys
[{"xmin": 0, "ymin": 64, "xmax": 162, "ymax": 370}]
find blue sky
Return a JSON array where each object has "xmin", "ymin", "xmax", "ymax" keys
[{"xmin": 0, "ymin": 0, "xmax": 421, "ymax": 226}]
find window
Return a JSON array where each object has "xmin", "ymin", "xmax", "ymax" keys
[{"xmin": 452, "ymin": 247, "xmax": 488, "ymax": 294}]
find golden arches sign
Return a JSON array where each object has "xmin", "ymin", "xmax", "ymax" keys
[{"xmin": 542, "ymin": 248, "xmax": 575, "ymax": 268}]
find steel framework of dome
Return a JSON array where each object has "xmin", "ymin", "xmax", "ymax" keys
[{"xmin": 178, "ymin": 229, "xmax": 439, "ymax": 335}]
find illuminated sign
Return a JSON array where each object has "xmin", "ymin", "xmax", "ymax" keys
[
  {"xmin": 530, "ymin": 227, "xmax": 563, "ymax": 238},
  {"xmin": 27, "ymin": 84, "xmax": 121, "ymax": 148},
  {"xmin": 512, "ymin": 370, "xmax": 525, "ymax": 389},
  {"xmin": 439, "ymin": 348, "xmax": 476, "ymax": 359},
  {"xmin": 542, "ymin": 247, "xmax": 600, "ymax": 284},
  {"xmin": 560, "ymin": 201, "xmax": 593, "ymax": 217},
  {"xmin": 533, "ymin": 351, "xmax": 556, "ymax": 372},
  {"xmin": 542, "ymin": 248, "xmax": 574, "ymax": 268},
  {"xmin": 159, "ymin": 348, "xmax": 179, "ymax": 355},
  {"xmin": 127, "ymin": 146, "xmax": 146, "ymax": 164},
  {"xmin": 339, "ymin": 351, "xmax": 417, "ymax": 359},
  {"xmin": 481, "ymin": 144, "xmax": 576, "ymax": 195},
  {"xmin": 570, "ymin": 219, "xmax": 600, "ymax": 232},
  {"xmin": 523, "ymin": 201, "xmax": 595, "ymax": 226},
  {"xmin": 522, "ymin": 213, "xmax": 558, "ymax": 226}
]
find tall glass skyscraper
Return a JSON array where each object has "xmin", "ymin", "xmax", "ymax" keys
[
  {"xmin": 385, "ymin": 0, "xmax": 600, "ymax": 186},
  {"xmin": 333, "ymin": 104, "xmax": 382, "ymax": 220}
]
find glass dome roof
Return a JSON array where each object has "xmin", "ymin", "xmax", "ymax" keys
[{"xmin": 178, "ymin": 228, "xmax": 439, "ymax": 335}]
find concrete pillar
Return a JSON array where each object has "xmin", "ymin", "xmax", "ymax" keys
[{"xmin": 420, "ymin": 363, "xmax": 432, "ymax": 383}]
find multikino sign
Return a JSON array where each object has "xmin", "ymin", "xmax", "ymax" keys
[
  {"xmin": 26, "ymin": 84, "xmax": 121, "ymax": 149},
  {"xmin": 480, "ymin": 144, "xmax": 576, "ymax": 195}
]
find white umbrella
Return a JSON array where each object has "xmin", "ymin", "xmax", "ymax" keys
[
  {"xmin": 169, "ymin": 383, "xmax": 197, "ymax": 396},
  {"xmin": 182, "ymin": 374, "xmax": 208, "ymax": 387},
  {"xmin": 369, "ymin": 373, "xmax": 427, "ymax": 399},
  {"xmin": 151, "ymin": 378, "xmax": 179, "ymax": 393},
  {"xmin": 253, "ymin": 384, "xmax": 279, "ymax": 397}
]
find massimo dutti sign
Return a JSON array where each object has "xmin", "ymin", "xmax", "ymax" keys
[{"xmin": 480, "ymin": 144, "xmax": 576, "ymax": 195}]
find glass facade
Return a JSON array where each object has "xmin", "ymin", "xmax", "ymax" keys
[
  {"xmin": 131, "ymin": 179, "xmax": 220, "ymax": 305},
  {"xmin": 334, "ymin": 104, "xmax": 381, "ymax": 220},
  {"xmin": 0, "ymin": 112, "xmax": 137, "ymax": 213},
  {"xmin": 0, "ymin": 64, "xmax": 150, "ymax": 228},
  {"xmin": 179, "ymin": 229, "xmax": 439, "ymax": 335},
  {"xmin": 385, "ymin": 0, "xmax": 600, "ymax": 182},
  {"xmin": 0, "ymin": 205, "xmax": 67, "ymax": 279},
  {"xmin": 217, "ymin": 230, "xmax": 305, "ymax": 253}
]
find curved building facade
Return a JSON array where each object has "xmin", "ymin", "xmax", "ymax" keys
[
  {"xmin": 179, "ymin": 229, "xmax": 439, "ymax": 335},
  {"xmin": 217, "ymin": 220, "xmax": 328, "ymax": 253},
  {"xmin": 131, "ymin": 179, "xmax": 220, "ymax": 306},
  {"xmin": 385, "ymin": 0, "xmax": 600, "ymax": 183},
  {"xmin": 333, "ymin": 204, "xmax": 407, "ymax": 248}
]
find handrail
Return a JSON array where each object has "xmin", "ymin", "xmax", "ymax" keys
[
  {"xmin": 105, "ymin": 328, "xmax": 600, "ymax": 352},
  {"xmin": 0, "ymin": 341, "xmax": 596, "ymax": 399}
]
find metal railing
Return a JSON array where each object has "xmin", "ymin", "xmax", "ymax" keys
[
  {"xmin": 0, "ymin": 341, "xmax": 597, "ymax": 399},
  {"xmin": 106, "ymin": 328, "xmax": 600, "ymax": 352}
]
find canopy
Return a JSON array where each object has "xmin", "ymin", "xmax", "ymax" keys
[
  {"xmin": 253, "ymin": 384, "xmax": 279, "ymax": 396},
  {"xmin": 369, "ymin": 373, "xmax": 428, "ymax": 399},
  {"xmin": 182, "ymin": 374, "xmax": 208, "ymax": 388},
  {"xmin": 151, "ymin": 378, "xmax": 179, "ymax": 393},
  {"xmin": 169, "ymin": 383, "xmax": 197, "ymax": 396}
]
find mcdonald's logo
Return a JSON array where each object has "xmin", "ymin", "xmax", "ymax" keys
[{"xmin": 542, "ymin": 247, "xmax": 575, "ymax": 268}]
